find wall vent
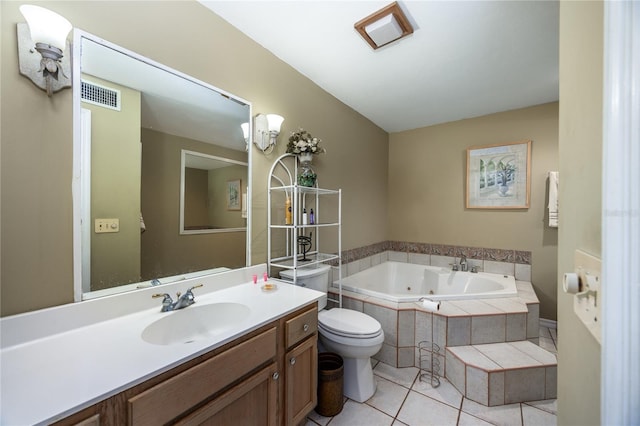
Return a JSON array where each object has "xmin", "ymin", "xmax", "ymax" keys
[{"xmin": 81, "ymin": 80, "xmax": 121, "ymax": 111}]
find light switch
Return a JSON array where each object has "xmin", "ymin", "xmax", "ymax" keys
[{"xmin": 95, "ymin": 218, "xmax": 119, "ymax": 233}]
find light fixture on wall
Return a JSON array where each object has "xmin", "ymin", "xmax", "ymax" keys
[
  {"xmin": 253, "ymin": 113, "xmax": 284, "ymax": 154},
  {"xmin": 17, "ymin": 4, "xmax": 72, "ymax": 96},
  {"xmin": 354, "ymin": 1, "xmax": 414, "ymax": 50},
  {"xmin": 240, "ymin": 122, "xmax": 250, "ymax": 151}
]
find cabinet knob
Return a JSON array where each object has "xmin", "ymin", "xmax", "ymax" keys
[
  {"xmin": 303, "ymin": 324, "xmax": 309, "ymax": 332},
  {"xmin": 290, "ymin": 357, "xmax": 296, "ymax": 366},
  {"xmin": 272, "ymin": 372, "xmax": 279, "ymax": 380}
]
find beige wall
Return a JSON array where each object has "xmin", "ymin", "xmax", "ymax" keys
[
  {"xmin": 557, "ymin": 2, "xmax": 603, "ymax": 424},
  {"xmin": 389, "ymin": 103, "xmax": 559, "ymax": 320},
  {"xmin": 0, "ymin": 1, "xmax": 388, "ymax": 316},
  {"xmin": 83, "ymin": 76, "xmax": 142, "ymax": 291},
  {"xmin": 184, "ymin": 168, "xmax": 209, "ymax": 228}
]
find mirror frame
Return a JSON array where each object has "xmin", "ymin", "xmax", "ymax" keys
[
  {"xmin": 72, "ymin": 29, "xmax": 253, "ymax": 301},
  {"xmin": 179, "ymin": 149, "xmax": 249, "ymax": 235}
]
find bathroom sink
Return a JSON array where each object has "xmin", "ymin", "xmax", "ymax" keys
[{"xmin": 141, "ymin": 302, "xmax": 251, "ymax": 345}]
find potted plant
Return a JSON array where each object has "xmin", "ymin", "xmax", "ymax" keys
[
  {"xmin": 286, "ymin": 129, "xmax": 326, "ymax": 187},
  {"xmin": 286, "ymin": 129, "xmax": 325, "ymax": 159}
]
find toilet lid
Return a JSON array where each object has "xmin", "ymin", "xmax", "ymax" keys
[{"xmin": 318, "ymin": 308, "xmax": 382, "ymax": 338}]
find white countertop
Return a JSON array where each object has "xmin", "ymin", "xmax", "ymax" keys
[{"xmin": 0, "ymin": 268, "xmax": 324, "ymax": 425}]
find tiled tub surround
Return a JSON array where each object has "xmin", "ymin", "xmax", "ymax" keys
[
  {"xmin": 336, "ymin": 248, "xmax": 532, "ymax": 282},
  {"xmin": 446, "ymin": 341, "xmax": 557, "ymax": 406},
  {"xmin": 327, "ymin": 281, "xmax": 540, "ymax": 369},
  {"xmin": 337, "ymin": 242, "xmax": 531, "ymax": 277},
  {"xmin": 325, "ymin": 249, "xmax": 556, "ymax": 407}
]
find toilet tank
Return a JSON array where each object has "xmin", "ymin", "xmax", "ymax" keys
[{"xmin": 279, "ymin": 264, "xmax": 331, "ymax": 294}]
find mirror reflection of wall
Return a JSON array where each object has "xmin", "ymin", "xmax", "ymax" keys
[
  {"xmin": 78, "ymin": 33, "xmax": 251, "ymax": 298},
  {"xmin": 82, "ymin": 76, "xmax": 142, "ymax": 292},
  {"xmin": 182, "ymin": 151, "xmax": 248, "ymax": 232}
]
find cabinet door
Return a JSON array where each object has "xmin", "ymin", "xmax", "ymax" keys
[
  {"xmin": 286, "ymin": 336, "xmax": 318, "ymax": 425},
  {"xmin": 129, "ymin": 328, "xmax": 276, "ymax": 425},
  {"xmin": 176, "ymin": 363, "xmax": 279, "ymax": 426}
]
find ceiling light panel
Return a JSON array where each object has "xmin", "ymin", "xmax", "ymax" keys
[{"xmin": 355, "ymin": 2, "xmax": 414, "ymax": 50}]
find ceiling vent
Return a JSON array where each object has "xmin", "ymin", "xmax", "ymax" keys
[
  {"xmin": 354, "ymin": 2, "xmax": 414, "ymax": 50},
  {"xmin": 81, "ymin": 80, "xmax": 121, "ymax": 111}
]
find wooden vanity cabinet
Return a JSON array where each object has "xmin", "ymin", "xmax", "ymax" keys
[
  {"xmin": 52, "ymin": 303, "xmax": 318, "ymax": 426},
  {"xmin": 175, "ymin": 363, "xmax": 279, "ymax": 426},
  {"xmin": 128, "ymin": 327, "xmax": 278, "ymax": 425},
  {"xmin": 284, "ymin": 307, "xmax": 318, "ymax": 425}
]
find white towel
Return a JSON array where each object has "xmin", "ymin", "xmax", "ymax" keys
[{"xmin": 548, "ymin": 171, "xmax": 559, "ymax": 228}]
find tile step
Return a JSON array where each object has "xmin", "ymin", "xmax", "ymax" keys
[{"xmin": 445, "ymin": 341, "xmax": 557, "ymax": 406}]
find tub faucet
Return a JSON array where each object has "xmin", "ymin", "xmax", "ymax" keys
[
  {"xmin": 152, "ymin": 284, "xmax": 203, "ymax": 312},
  {"xmin": 459, "ymin": 255, "xmax": 468, "ymax": 272}
]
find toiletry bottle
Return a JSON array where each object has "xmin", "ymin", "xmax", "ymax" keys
[
  {"xmin": 302, "ymin": 208, "xmax": 308, "ymax": 225},
  {"xmin": 285, "ymin": 197, "xmax": 292, "ymax": 225},
  {"xmin": 309, "ymin": 208, "xmax": 315, "ymax": 224}
]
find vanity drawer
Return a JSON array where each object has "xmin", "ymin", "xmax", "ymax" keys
[
  {"xmin": 128, "ymin": 327, "xmax": 277, "ymax": 426},
  {"xmin": 286, "ymin": 306, "xmax": 318, "ymax": 348}
]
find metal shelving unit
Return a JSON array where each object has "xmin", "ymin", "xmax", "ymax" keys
[{"xmin": 267, "ymin": 154, "xmax": 342, "ymax": 307}]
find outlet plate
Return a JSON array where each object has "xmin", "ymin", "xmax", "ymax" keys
[
  {"xmin": 573, "ymin": 249, "xmax": 602, "ymax": 343},
  {"xmin": 95, "ymin": 218, "xmax": 119, "ymax": 233}
]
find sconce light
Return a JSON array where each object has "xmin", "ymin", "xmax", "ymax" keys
[
  {"xmin": 17, "ymin": 4, "xmax": 72, "ymax": 96},
  {"xmin": 253, "ymin": 113, "xmax": 284, "ymax": 154},
  {"xmin": 240, "ymin": 122, "xmax": 250, "ymax": 151}
]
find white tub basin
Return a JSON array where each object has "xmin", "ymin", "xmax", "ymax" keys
[{"xmin": 141, "ymin": 302, "xmax": 251, "ymax": 345}]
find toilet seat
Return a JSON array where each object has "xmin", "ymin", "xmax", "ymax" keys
[{"xmin": 318, "ymin": 308, "xmax": 383, "ymax": 339}]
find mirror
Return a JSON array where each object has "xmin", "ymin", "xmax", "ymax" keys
[
  {"xmin": 73, "ymin": 31, "xmax": 252, "ymax": 300},
  {"xmin": 180, "ymin": 150, "xmax": 248, "ymax": 234}
]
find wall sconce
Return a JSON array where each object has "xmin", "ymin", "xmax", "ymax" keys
[
  {"xmin": 253, "ymin": 113, "xmax": 284, "ymax": 154},
  {"xmin": 240, "ymin": 122, "xmax": 250, "ymax": 151},
  {"xmin": 17, "ymin": 4, "xmax": 72, "ymax": 96}
]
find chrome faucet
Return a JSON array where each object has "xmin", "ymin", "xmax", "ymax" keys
[
  {"xmin": 152, "ymin": 284, "xmax": 203, "ymax": 312},
  {"xmin": 459, "ymin": 255, "xmax": 468, "ymax": 272}
]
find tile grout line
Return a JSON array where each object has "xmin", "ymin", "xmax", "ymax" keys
[
  {"xmin": 548, "ymin": 327, "xmax": 558, "ymax": 348},
  {"xmin": 455, "ymin": 389, "xmax": 465, "ymax": 426},
  {"xmin": 390, "ymin": 374, "xmax": 417, "ymax": 425},
  {"xmin": 522, "ymin": 400, "xmax": 558, "ymax": 416}
]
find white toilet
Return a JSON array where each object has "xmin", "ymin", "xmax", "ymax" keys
[{"xmin": 280, "ymin": 265, "xmax": 384, "ymax": 402}]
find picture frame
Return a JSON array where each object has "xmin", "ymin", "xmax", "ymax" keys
[
  {"xmin": 227, "ymin": 179, "xmax": 241, "ymax": 211},
  {"xmin": 466, "ymin": 140, "xmax": 531, "ymax": 209}
]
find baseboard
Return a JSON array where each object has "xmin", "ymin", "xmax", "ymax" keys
[{"xmin": 539, "ymin": 318, "xmax": 557, "ymax": 329}]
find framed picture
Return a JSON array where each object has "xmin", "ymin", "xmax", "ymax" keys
[
  {"xmin": 466, "ymin": 140, "xmax": 531, "ymax": 209},
  {"xmin": 227, "ymin": 179, "xmax": 241, "ymax": 211}
]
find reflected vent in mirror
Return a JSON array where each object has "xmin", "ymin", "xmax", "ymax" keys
[{"xmin": 81, "ymin": 80, "xmax": 121, "ymax": 111}]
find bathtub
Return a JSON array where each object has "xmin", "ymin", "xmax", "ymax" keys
[{"xmin": 336, "ymin": 261, "xmax": 517, "ymax": 302}]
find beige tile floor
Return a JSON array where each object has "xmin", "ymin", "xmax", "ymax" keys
[{"xmin": 306, "ymin": 326, "xmax": 558, "ymax": 426}]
